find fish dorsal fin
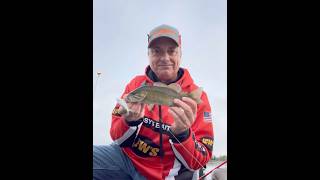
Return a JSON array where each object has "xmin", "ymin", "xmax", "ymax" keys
[
  {"xmin": 153, "ymin": 82, "xmax": 167, "ymax": 88},
  {"xmin": 168, "ymin": 83, "xmax": 181, "ymax": 93}
]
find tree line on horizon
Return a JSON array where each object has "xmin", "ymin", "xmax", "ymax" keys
[{"xmin": 211, "ymin": 155, "xmax": 227, "ymax": 161}]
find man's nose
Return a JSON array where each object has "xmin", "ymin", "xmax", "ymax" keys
[{"xmin": 160, "ymin": 51, "xmax": 170, "ymax": 61}]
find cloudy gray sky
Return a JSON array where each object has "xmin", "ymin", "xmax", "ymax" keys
[{"xmin": 93, "ymin": 0, "xmax": 227, "ymax": 156}]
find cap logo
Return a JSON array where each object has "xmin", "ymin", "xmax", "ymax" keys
[{"xmin": 151, "ymin": 28, "xmax": 176, "ymax": 36}]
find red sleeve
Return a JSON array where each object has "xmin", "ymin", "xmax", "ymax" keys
[
  {"xmin": 110, "ymin": 76, "xmax": 146, "ymax": 145},
  {"xmin": 170, "ymin": 91, "xmax": 214, "ymax": 170}
]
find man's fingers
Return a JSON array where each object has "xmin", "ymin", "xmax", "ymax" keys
[
  {"xmin": 168, "ymin": 108, "xmax": 189, "ymax": 134},
  {"xmin": 168, "ymin": 109, "xmax": 186, "ymax": 127},
  {"xmin": 170, "ymin": 107, "xmax": 190, "ymax": 127},
  {"xmin": 139, "ymin": 103, "xmax": 145, "ymax": 116},
  {"xmin": 128, "ymin": 102, "xmax": 141, "ymax": 110},
  {"xmin": 173, "ymin": 99, "xmax": 195, "ymax": 124},
  {"xmin": 182, "ymin": 97, "xmax": 197, "ymax": 116},
  {"xmin": 133, "ymin": 104, "xmax": 142, "ymax": 116}
]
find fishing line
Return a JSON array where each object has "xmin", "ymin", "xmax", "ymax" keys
[
  {"xmin": 198, "ymin": 160, "xmax": 227, "ymax": 180},
  {"xmin": 168, "ymin": 129, "xmax": 205, "ymax": 170}
]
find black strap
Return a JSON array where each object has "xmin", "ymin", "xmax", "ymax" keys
[{"xmin": 159, "ymin": 105, "xmax": 163, "ymax": 159}]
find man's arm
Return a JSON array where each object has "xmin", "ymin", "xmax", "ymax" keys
[
  {"xmin": 110, "ymin": 77, "xmax": 146, "ymax": 147},
  {"xmin": 169, "ymin": 92, "xmax": 214, "ymax": 170}
]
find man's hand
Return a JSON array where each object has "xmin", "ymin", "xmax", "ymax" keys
[
  {"xmin": 169, "ymin": 97, "xmax": 197, "ymax": 135},
  {"xmin": 120, "ymin": 94, "xmax": 145, "ymax": 122}
]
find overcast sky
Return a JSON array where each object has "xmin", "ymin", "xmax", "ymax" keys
[{"xmin": 93, "ymin": 0, "xmax": 227, "ymax": 156}]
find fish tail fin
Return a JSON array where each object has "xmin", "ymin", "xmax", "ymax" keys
[
  {"xmin": 186, "ymin": 87, "xmax": 203, "ymax": 104},
  {"xmin": 116, "ymin": 98, "xmax": 130, "ymax": 116}
]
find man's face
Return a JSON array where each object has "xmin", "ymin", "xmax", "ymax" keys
[{"xmin": 148, "ymin": 37, "xmax": 181, "ymax": 83}]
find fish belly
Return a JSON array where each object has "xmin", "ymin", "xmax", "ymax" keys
[{"xmin": 143, "ymin": 92, "xmax": 175, "ymax": 106}]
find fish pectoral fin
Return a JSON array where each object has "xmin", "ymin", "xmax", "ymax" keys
[{"xmin": 147, "ymin": 104, "xmax": 154, "ymax": 111}]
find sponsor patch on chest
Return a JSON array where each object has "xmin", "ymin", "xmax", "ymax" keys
[{"xmin": 131, "ymin": 135, "xmax": 160, "ymax": 157}]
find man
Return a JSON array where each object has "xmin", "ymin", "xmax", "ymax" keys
[{"xmin": 93, "ymin": 24, "xmax": 214, "ymax": 180}]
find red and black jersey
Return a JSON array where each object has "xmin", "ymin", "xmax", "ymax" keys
[{"xmin": 110, "ymin": 66, "xmax": 214, "ymax": 180}]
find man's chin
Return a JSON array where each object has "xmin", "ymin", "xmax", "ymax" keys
[{"xmin": 157, "ymin": 72, "xmax": 176, "ymax": 82}]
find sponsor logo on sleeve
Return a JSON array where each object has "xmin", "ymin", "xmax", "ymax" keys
[
  {"xmin": 112, "ymin": 107, "xmax": 121, "ymax": 117},
  {"xmin": 201, "ymin": 137, "xmax": 214, "ymax": 151}
]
